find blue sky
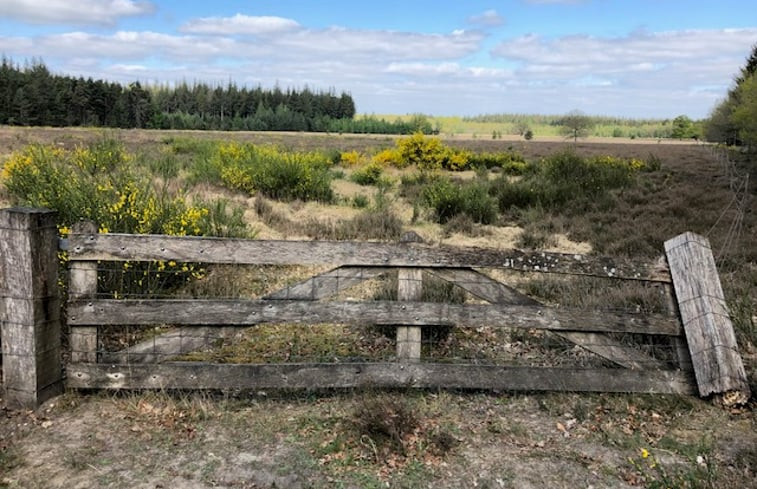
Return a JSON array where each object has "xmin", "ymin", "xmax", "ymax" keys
[{"xmin": 1, "ymin": 0, "xmax": 755, "ymax": 118}]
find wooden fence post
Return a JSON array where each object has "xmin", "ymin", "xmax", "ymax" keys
[
  {"xmin": 664, "ymin": 232, "xmax": 751, "ymax": 404},
  {"xmin": 396, "ymin": 269, "xmax": 422, "ymax": 362},
  {"xmin": 68, "ymin": 221, "xmax": 99, "ymax": 363},
  {"xmin": 0, "ymin": 208, "xmax": 63, "ymax": 409}
]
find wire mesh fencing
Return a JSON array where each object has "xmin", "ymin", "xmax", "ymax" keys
[{"xmin": 71, "ymin": 260, "xmax": 685, "ymax": 372}]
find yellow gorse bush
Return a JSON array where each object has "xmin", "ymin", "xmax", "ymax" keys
[
  {"xmin": 1, "ymin": 140, "xmax": 212, "ymax": 237},
  {"xmin": 209, "ymin": 141, "xmax": 334, "ymax": 202},
  {"xmin": 371, "ymin": 148, "xmax": 402, "ymax": 167},
  {"xmin": 339, "ymin": 150, "xmax": 364, "ymax": 166},
  {"xmin": 1, "ymin": 139, "xmax": 219, "ymax": 297},
  {"xmin": 391, "ymin": 133, "xmax": 471, "ymax": 171}
]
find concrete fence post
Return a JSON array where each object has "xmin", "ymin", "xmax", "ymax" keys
[{"xmin": 0, "ymin": 208, "xmax": 63, "ymax": 409}]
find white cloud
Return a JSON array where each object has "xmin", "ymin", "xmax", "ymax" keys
[
  {"xmin": 277, "ymin": 27, "xmax": 484, "ymax": 61},
  {"xmin": 180, "ymin": 14, "xmax": 301, "ymax": 36},
  {"xmin": 108, "ymin": 63, "xmax": 148, "ymax": 73},
  {"xmin": 492, "ymin": 28, "xmax": 757, "ymax": 85},
  {"xmin": 0, "ymin": 18, "xmax": 750, "ymax": 118},
  {"xmin": 385, "ymin": 62, "xmax": 511, "ymax": 79},
  {"xmin": 15, "ymin": 31, "xmax": 240, "ymax": 61},
  {"xmin": 0, "ymin": 0, "xmax": 155, "ymax": 25},
  {"xmin": 468, "ymin": 9, "xmax": 504, "ymax": 27},
  {"xmin": 2, "ymin": 26, "xmax": 483, "ymax": 67}
]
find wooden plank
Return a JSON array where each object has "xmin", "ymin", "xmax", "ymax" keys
[
  {"xmin": 397, "ymin": 269, "xmax": 422, "ymax": 362},
  {"xmin": 65, "ymin": 362, "xmax": 696, "ymax": 394},
  {"xmin": 265, "ymin": 266, "xmax": 388, "ymax": 300},
  {"xmin": 66, "ymin": 230, "xmax": 667, "ymax": 281},
  {"xmin": 67, "ymin": 299, "xmax": 682, "ymax": 335},
  {"xmin": 665, "ymin": 232, "xmax": 750, "ymax": 402},
  {"xmin": 429, "ymin": 268, "xmax": 670, "ymax": 370},
  {"xmin": 68, "ymin": 221, "xmax": 98, "ymax": 364}
]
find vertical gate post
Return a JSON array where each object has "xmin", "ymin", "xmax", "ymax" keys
[
  {"xmin": 396, "ymin": 268, "xmax": 422, "ymax": 362},
  {"xmin": 665, "ymin": 232, "xmax": 751, "ymax": 404},
  {"xmin": 68, "ymin": 221, "xmax": 98, "ymax": 363},
  {"xmin": 0, "ymin": 208, "xmax": 63, "ymax": 409}
]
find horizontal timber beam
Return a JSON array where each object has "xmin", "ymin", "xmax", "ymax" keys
[
  {"xmin": 65, "ymin": 362, "xmax": 696, "ymax": 394},
  {"xmin": 65, "ymin": 231, "xmax": 668, "ymax": 281},
  {"xmin": 67, "ymin": 299, "xmax": 682, "ymax": 336}
]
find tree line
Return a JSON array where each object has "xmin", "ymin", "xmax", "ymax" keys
[
  {"xmin": 705, "ymin": 44, "xmax": 757, "ymax": 148},
  {"xmin": 0, "ymin": 58, "xmax": 427, "ymax": 134}
]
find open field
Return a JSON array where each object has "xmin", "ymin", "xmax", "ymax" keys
[
  {"xmin": 363, "ymin": 114, "xmax": 688, "ymax": 140},
  {"xmin": 1, "ymin": 126, "xmax": 755, "ymax": 488}
]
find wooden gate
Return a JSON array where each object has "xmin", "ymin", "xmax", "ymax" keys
[
  {"xmin": 60, "ymin": 220, "xmax": 748, "ymax": 400},
  {"xmin": 1, "ymin": 208, "xmax": 750, "ymax": 408}
]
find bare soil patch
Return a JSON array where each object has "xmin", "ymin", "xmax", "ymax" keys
[{"xmin": 2, "ymin": 391, "xmax": 755, "ymax": 489}]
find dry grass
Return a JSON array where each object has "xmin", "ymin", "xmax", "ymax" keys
[{"xmin": 2, "ymin": 390, "xmax": 754, "ymax": 488}]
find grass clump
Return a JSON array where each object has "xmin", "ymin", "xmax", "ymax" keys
[
  {"xmin": 350, "ymin": 161, "xmax": 385, "ymax": 186},
  {"xmin": 421, "ymin": 176, "xmax": 497, "ymax": 224},
  {"xmin": 628, "ymin": 447, "xmax": 717, "ymax": 489},
  {"xmin": 352, "ymin": 394, "xmax": 419, "ymax": 457},
  {"xmin": 303, "ymin": 209, "xmax": 404, "ymax": 241}
]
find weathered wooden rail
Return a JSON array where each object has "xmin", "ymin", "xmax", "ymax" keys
[{"xmin": 0, "ymin": 208, "xmax": 751, "ymax": 408}]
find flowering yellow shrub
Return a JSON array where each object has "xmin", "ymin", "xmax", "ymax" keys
[
  {"xmin": 1, "ymin": 140, "xmax": 230, "ymax": 298},
  {"xmin": 393, "ymin": 132, "xmax": 471, "ymax": 171},
  {"xmin": 208, "ymin": 141, "xmax": 334, "ymax": 202},
  {"xmin": 339, "ymin": 150, "xmax": 364, "ymax": 166},
  {"xmin": 372, "ymin": 148, "xmax": 402, "ymax": 167},
  {"xmin": 1, "ymin": 141, "xmax": 216, "ymax": 238}
]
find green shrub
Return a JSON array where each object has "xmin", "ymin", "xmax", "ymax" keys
[
  {"xmin": 352, "ymin": 194, "xmax": 370, "ymax": 208},
  {"xmin": 488, "ymin": 151, "xmax": 644, "ymax": 213},
  {"xmin": 491, "ymin": 177, "xmax": 538, "ymax": 211},
  {"xmin": 1, "ymin": 140, "xmax": 252, "ymax": 300},
  {"xmin": 468, "ymin": 151, "xmax": 529, "ymax": 174},
  {"xmin": 535, "ymin": 151, "xmax": 636, "ymax": 206},
  {"xmin": 350, "ymin": 162, "xmax": 384, "ymax": 186},
  {"xmin": 421, "ymin": 177, "xmax": 496, "ymax": 224}
]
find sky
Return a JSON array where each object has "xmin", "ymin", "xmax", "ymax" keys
[{"xmin": 0, "ymin": 0, "xmax": 755, "ymax": 119}]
